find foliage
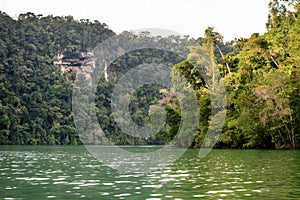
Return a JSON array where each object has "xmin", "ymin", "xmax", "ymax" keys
[
  {"xmin": 0, "ymin": 0, "xmax": 299, "ymax": 149},
  {"xmin": 0, "ymin": 11, "xmax": 114, "ymax": 144}
]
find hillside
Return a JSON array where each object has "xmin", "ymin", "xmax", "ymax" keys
[{"xmin": 0, "ymin": 0, "xmax": 299, "ymax": 148}]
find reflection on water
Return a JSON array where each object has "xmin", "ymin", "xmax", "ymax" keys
[{"xmin": 0, "ymin": 146, "xmax": 300, "ymax": 199}]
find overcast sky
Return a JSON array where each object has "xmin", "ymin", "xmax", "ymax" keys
[{"xmin": 0, "ymin": 0, "xmax": 270, "ymax": 41}]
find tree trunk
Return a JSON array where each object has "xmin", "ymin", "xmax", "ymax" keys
[{"xmin": 216, "ymin": 44, "xmax": 231, "ymax": 74}]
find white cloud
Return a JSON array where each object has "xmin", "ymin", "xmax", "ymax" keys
[{"xmin": 0, "ymin": 0, "xmax": 270, "ymax": 41}]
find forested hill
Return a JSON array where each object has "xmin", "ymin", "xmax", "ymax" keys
[
  {"xmin": 0, "ymin": 0, "xmax": 300, "ymax": 149},
  {"xmin": 0, "ymin": 11, "xmax": 114, "ymax": 145}
]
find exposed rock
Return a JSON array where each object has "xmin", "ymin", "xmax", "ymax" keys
[{"xmin": 54, "ymin": 51, "xmax": 95, "ymax": 84}]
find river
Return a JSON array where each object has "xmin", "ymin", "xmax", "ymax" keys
[{"xmin": 0, "ymin": 146, "xmax": 299, "ymax": 199}]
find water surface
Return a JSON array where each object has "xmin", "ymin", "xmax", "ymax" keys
[{"xmin": 0, "ymin": 146, "xmax": 299, "ymax": 199}]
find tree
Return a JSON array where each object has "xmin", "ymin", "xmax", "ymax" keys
[{"xmin": 202, "ymin": 27, "xmax": 231, "ymax": 74}]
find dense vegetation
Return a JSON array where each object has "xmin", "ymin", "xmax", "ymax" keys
[
  {"xmin": 218, "ymin": 0, "xmax": 300, "ymax": 149},
  {"xmin": 0, "ymin": 12, "xmax": 114, "ymax": 145},
  {"xmin": 0, "ymin": 0, "xmax": 299, "ymax": 148}
]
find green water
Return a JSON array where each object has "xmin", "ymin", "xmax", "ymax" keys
[{"xmin": 0, "ymin": 146, "xmax": 299, "ymax": 200}]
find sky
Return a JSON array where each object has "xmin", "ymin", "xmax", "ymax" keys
[{"xmin": 0, "ymin": 0, "xmax": 270, "ymax": 41}]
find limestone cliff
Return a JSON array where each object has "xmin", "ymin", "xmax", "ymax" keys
[{"xmin": 54, "ymin": 51, "xmax": 95, "ymax": 84}]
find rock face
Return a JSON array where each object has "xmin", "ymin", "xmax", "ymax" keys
[{"xmin": 54, "ymin": 51, "xmax": 95, "ymax": 84}]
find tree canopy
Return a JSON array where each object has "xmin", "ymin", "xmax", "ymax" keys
[{"xmin": 0, "ymin": 0, "xmax": 299, "ymax": 148}]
